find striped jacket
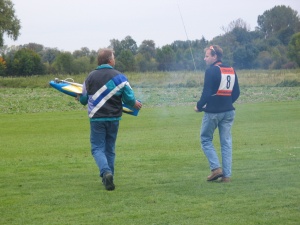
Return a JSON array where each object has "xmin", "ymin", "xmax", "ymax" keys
[{"xmin": 80, "ymin": 64, "xmax": 136, "ymax": 120}]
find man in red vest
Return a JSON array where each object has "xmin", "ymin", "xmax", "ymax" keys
[{"xmin": 195, "ymin": 45, "xmax": 240, "ymax": 183}]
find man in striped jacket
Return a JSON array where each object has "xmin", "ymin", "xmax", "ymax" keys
[{"xmin": 79, "ymin": 48, "xmax": 142, "ymax": 191}]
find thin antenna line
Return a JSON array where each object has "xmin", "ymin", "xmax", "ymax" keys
[{"xmin": 177, "ymin": 1, "xmax": 196, "ymax": 71}]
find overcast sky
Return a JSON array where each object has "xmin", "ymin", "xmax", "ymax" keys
[{"xmin": 3, "ymin": 0, "xmax": 300, "ymax": 52}]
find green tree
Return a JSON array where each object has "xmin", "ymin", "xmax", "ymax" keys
[
  {"xmin": 233, "ymin": 44, "xmax": 259, "ymax": 69},
  {"xmin": 72, "ymin": 56, "xmax": 93, "ymax": 74},
  {"xmin": 135, "ymin": 53, "xmax": 157, "ymax": 72},
  {"xmin": 255, "ymin": 51, "xmax": 273, "ymax": 69},
  {"xmin": 277, "ymin": 26, "xmax": 296, "ymax": 45},
  {"xmin": 185, "ymin": 48, "xmax": 199, "ymax": 70},
  {"xmin": 89, "ymin": 50, "xmax": 97, "ymax": 65},
  {"xmin": 192, "ymin": 38, "xmax": 208, "ymax": 70},
  {"xmin": 171, "ymin": 40, "xmax": 190, "ymax": 70},
  {"xmin": 221, "ymin": 18, "xmax": 251, "ymax": 33},
  {"xmin": 41, "ymin": 47, "xmax": 60, "ymax": 64},
  {"xmin": 169, "ymin": 39, "xmax": 207, "ymax": 71},
  {"xmin": 156, "ymin": 45, "xmax": 176, "ymax": 71},
  {"xmin": 10, "ymin": 48, "xmax": 44, "ymax": 76},
  {"xmin": 288, "ymin": 32, "xmax": 300, "ymax": 67},
  {"xmin": 138, "ymin": 40, "xmax": 156, "ymax": 59},
  {"xmin": 257, "ymin": 5, "xmax": 300, "ymax": 42},
  {"xmin": 0, "ymin": 0, "xmax": 21, "ymax": 47},
  {"xmin": 109, "ymin": 39, "xmax": 122, "ymax": 56},
  {"xmin": 269, "ymin": 45, "xmax": 289, "ymax": 69},
  {"xmin": 109, "ymin": 36, "xmax": 138, "ymax": 58},
  {"xmin": 231, "ymin": 27, "xmax": 252, "ymax": 45},
  {"xmin": 120, "ymin": 36, "xmax": 137, "ymax": 55},
  {"xmin": 115, "ymin": 50, "xmax": 136, "ymax": 72},
  {"xmin": 52, "ymin": 52, "xmax": 73, "ymax": 74},
  {"xmin": 23, "ymin": 43, "xmax": 44, "ymax": 53},
  {"xmin": 136, "ymin": 40, "xmax": 157, "ymax": 71},
  {"xmin": 73, "ymin": 47, "xmax": 90, "ymax": 58}
]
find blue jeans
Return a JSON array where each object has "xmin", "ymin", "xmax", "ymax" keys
[
  {"xmin": 200, "ymin": 110, "xmax": 235, "ymax": 178},
  {"xmin": 90, "ymin": 121, "xmax": 119, "ymax": 178}
]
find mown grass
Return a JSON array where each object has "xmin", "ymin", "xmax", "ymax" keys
[
  {"xmin": 0, "ymin": 70, "xmax": 300, "ymax": 224},
  {"xmin": 0, "ymin": 101, "xmax": 299, "ymax": 225}
]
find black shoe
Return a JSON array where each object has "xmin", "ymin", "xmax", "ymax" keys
[{"xmin": 103, "ymin": 172, "xmax": 115, "ymax": 191}]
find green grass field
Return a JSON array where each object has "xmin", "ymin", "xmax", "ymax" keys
[
  {"xmin": 0, "ymin": 99, "xmax": 299, "ymax": 224},
  {"xmin": 1, "ymin": 70, "xmax": 300, "ymax": 224}
]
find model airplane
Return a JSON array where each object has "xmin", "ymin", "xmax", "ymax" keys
[{"xmin": 49, "ymin": 78, "xmax": 140, "ymax": 116}]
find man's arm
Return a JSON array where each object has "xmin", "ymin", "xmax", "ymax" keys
[
  {"xmin": 77, "ymin": 82, "xmax": 88, "ymax": 106},
  {"xmin": 232, "ymin": 74, "xmax": 240, "ymax": 103},
  {"xmin": 196, "ymin": 71, "xmax": 213, "ymax": 111}
]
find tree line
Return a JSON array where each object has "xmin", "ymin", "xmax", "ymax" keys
[{"xmin": 0, "ymin": 4, "xmax": 300, "ymax": 76}]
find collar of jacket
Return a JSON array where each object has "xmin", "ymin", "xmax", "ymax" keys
[
  {"xmin": 96, "ymin": 64, "xmax": 113, "ymax": 70},
  {"xmin": 211, "ymin": 60, "xmax": 222, "ymax": 67}
]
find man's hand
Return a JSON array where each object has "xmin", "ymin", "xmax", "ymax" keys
[
  {"xmin": 133, "ymin": 100, "xmax": 142, "ymax": 110},
  {"xmin": 75, "ymin": 94, "xmax": 81, "ymax": 101},
  {"xmin": 194, "ymin": 106, "xmax": 205, "ymax": 112}
]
